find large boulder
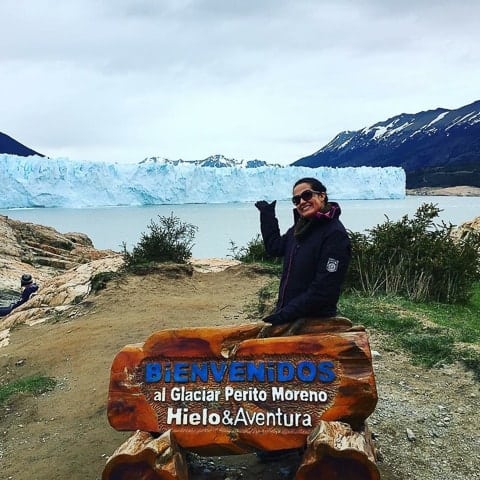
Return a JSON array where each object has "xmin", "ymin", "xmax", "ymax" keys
[
  {"xmin": 0, "ymin": 255, "xmax": 124, "ymax": 339},
  {"xmin": 0, "ymin": 215, "xmax": 123, "ymax": 346},
  {"xmin": 0, "ymin": 214, "xmax": 119, "ymax": 289},
  {"xmin": 451, "ymin": 215, "xmax": 480, "ymax": 242},
  {"xmin": 0, "ymin": 214, "xmax": 114, "ymax": 285}
]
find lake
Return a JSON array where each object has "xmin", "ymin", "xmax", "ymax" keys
[{"xmin": 1, "ymin": 196, "xmax": 479, "ymax": 258}]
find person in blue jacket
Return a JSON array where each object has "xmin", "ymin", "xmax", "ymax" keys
[
  {"xmin": 255, "ymin": 177, "xmax": 351, "ymax": 327},
  {"xmin": 0, "ymin": 274, "xmax": 39, "ymax": 317}
]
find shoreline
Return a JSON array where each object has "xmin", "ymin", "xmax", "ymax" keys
[{"xmin": 406, "ymin": 185, "xmax": 480, "ymax": 196}]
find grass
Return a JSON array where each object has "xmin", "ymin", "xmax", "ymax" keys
[
  {"xmin": 0, "ymin": 375, "xmax": 57, "ymax": 405},
  {"xmin": 392, "ymin": 282, "xmax": 480, "ymax": 343},
  {"xmin": 338, "ymin": 283, "xmax": 480, "ymax": 378},
  {"xmin": 249, "ymin": 278, "xmax": 480, "ymax": 379}
]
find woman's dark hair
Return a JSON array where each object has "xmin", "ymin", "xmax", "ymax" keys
[{"xmin": 293, "ymin": 177, "xmax": 328, "ymax": 203}]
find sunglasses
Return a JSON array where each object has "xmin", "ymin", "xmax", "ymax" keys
[{"xmin": 291, "ymin": 189, "xmax": 322, "ymax": 206}]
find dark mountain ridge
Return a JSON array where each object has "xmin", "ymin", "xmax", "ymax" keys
[
  {"xmin": 0, "ymin": 131, "xmax": 44, "ymax": 157},
  {"xmin": 293, "ymin": 100, "xmax": 480, "ymax": 188}
]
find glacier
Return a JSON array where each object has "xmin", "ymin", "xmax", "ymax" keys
[{"xmin": 0, "ymin": 154, "xmax": 405, "ymax": 208}]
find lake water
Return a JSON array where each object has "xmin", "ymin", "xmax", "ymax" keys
[{"xmin": 1, "ymin": 196, "xmax": 479, "ymax": 258}]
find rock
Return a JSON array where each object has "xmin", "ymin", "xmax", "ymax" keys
[
  {"xmin": 406, "ymin": 428, "xmax": 416, "ymax": 441},
  {"xmin": 0, "ymin": 255, "xmax": 124, "ymax": 332},
  {"xmin": 0, "ymin": 328, "xmax": 9, "ymax": 348},
  {"xmin": 0, "ymin": 215, "xmax": 124, "ymax": 346},
  {"xmin": 451, "ymin": 215, "xmax": 480, "ymax": 242},
  {"xmin": 0, "ymin": 214, "xmax": 118, "ymax": 291}
]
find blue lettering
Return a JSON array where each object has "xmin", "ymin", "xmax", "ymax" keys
[
  {"xmin": 191, "ymin": 362, "xmax": 208, "ymax": 382},
  {"xmin": 297, "ymin": 361, "xmax": 316, "ymax": 382},
  {"xmin": 210, "ymin": 362, "xmax": 227, "ymax": 382},
  {"xmin": 173, "ymin": 362, "xmax": 189, "ymax": 382},
  {"xmin": 317, "ymin": 361, "xmax": 336, "ymax": 383},
  {"xmin": 145, "ymin": 359, "xmax": 336, "ymax": 385},
  {"xmin": 246, "ymin": 362, "xmax": 265, "ymax": 382},
  {"xmin": 277, "ymin": 362, "xmax": 294, "ymax": 382},
  {"xmin": 229, "ymin": 361, "xmax": 246, "ymax": 381},
  {"xmin": 145, "ymin": 363, "xmax": 161, "ymax": 382},
  {"xmin": 267, "ymin": 362, "xmax": 275, "ymax": 381},
  {"xmin": 164, "ymin": 362, "xmax": 171, "ymax": 382}
]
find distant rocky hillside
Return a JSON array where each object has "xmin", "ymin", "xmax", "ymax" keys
[
  {"xmin": 293, "ymin": 100, "xmax": 480, "ymax": 189},
  {"xmin": 0, "ymin": 131, "xmax": 44, "ymax": 157}
]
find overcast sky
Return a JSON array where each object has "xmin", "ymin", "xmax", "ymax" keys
[{"xmin": 1, "ymin": 0, "xmax": 479, "ymax": 165}]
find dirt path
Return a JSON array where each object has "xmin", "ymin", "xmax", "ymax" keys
[{"xmin": 0, "ymin": 265, "xmax": 479, "ymax": 479}]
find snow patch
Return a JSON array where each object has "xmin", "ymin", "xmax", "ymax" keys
[{"xmin": 425, "ymin": 111, "xmax": 449, "ymax": 128}]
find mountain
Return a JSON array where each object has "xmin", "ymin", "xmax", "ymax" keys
[
  {"xmin": 140, "ymin": 154, "xmax": 272, "ymax": 168},
  {"xmin": 293, "ymin": 100, "xmax": 480, "ymax": 188},
  {"xmin": 0, "ymin": 132, "xmax": 44, "ymax": 157}
]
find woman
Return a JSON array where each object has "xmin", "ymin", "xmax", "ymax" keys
[{"xmin": 255, "ymin": 177, "xmax": 351, "ymax": 326}]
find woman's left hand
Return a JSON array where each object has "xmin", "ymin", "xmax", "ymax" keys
[{"xmin": 255, "ymin": 200, "xmax": 276, "ymax": 213}]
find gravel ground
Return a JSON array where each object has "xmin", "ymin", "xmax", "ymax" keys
[
  {"xmin": 367, "ymin": 334, "xmax": 479, "ymax": 480},
  {"xmin": 0, "ymin": 267, "xmax": 478, "ymax": 479},
  {"xmin": 179, "ymin": 332, "xmax": 480, "ymax": 480}
]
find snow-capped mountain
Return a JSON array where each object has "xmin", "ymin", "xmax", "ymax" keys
[
  {"xmin": 293, "ymin": 100, "xmax": 480, "ymax": 188},
  {"xmin": 140, "ymin": 154, "xmax": 272, "ymax": 168}
]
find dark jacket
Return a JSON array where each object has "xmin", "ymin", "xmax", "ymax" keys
[
  {"xmin": 12, "ymin": 283, "xmax": 39, "ymax": 309},
  {"xmin": 0, "ymin": 283, "xmax": 38, "ymax": 317},
  {"xmin": 259, "ymin": 203, "xmax": 351, "ymax": 323}
]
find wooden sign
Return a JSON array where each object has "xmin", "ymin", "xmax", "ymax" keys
[{"xmin": 107, "ymin": 319, "xmax": 377, "ymax": 454}]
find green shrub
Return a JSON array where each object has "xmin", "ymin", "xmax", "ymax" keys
[
  {"xmin": 90, "ymin": 271, "xmax": 120, "ymax": 292},
  {"xmin": 229, "ymin": 234, "xmax": 281, "ymax": 265},
  {"xmin": 345, "ymin": 203, "xmax": 480, "ymax": 303},
  {"xmin": 250, "ymin": 279, "xmax": 280, "ymax": 318},
  {"xmin": 123, "ymin": 213, "xmax": 198, "ymax": 266}
]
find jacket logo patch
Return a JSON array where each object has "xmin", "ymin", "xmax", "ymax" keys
[{"xmin": 326, "ymin": 258, "xmax": 339, "ymax": 273}]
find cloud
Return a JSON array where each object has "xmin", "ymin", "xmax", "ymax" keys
[{"xmin": 1, "ymin": 0, "xmax": 479, "ymax": 164}]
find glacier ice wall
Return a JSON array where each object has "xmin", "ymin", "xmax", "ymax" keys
[{"xmin": 0, "ymin": 154, "xmax": 405, "ymax": 208}]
